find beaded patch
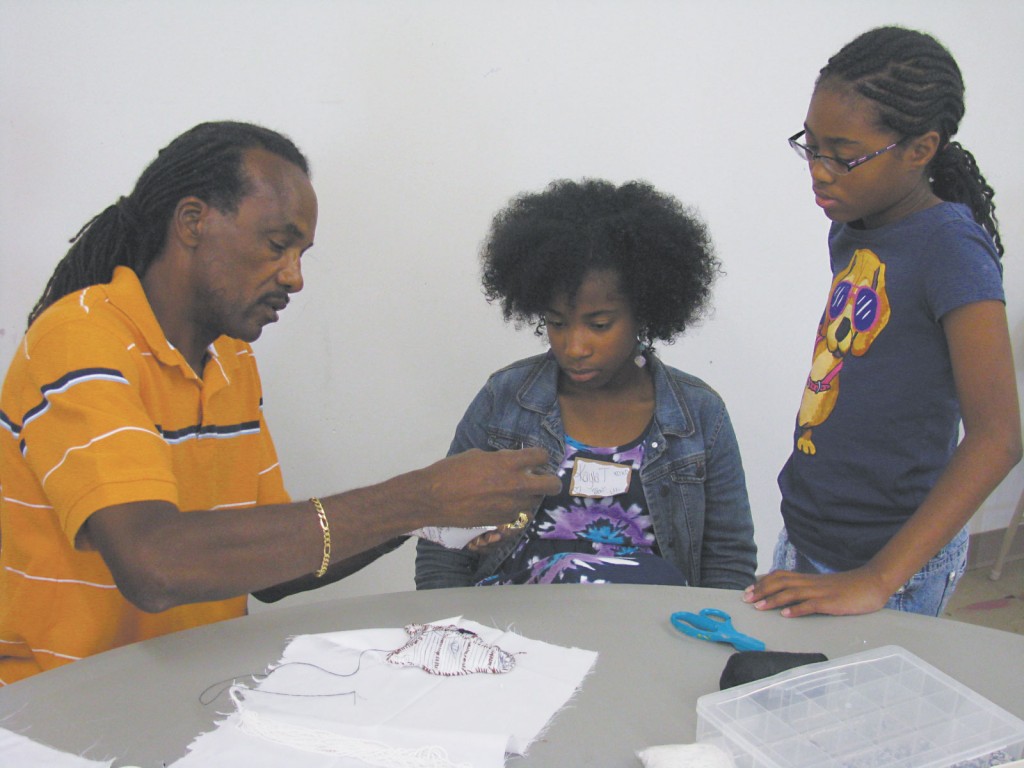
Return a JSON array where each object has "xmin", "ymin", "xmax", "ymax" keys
[{"xmin": 385, "ymin": 623, "xmax": 517, "ymax": 676}]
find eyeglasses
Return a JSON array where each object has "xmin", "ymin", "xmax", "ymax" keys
[
  {"xmin": 788, "ymin": 130, "xmax": 905, "ymax": 175},
  {"xmin": 828, "ymin": 280, "xmax": 880, "ymax": 332}
]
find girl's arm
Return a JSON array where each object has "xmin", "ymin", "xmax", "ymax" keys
[
  {"xmin": 746, "ymin": 300, "xmax": 1021, "ymax": 616},
  {"xmin": 698, "ymin": 405, "xmax": 758, "ymax": 589}
]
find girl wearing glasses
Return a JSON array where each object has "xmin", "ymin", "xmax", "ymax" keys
[
  {"xmin": 415, "ymin": 179, "xmax": 756, "ymax": 590},
  {"xmin": 745, "ymin": 26, "xmax": 1021, "ymax": 617}
]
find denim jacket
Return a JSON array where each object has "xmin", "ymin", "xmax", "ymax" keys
[{"xmin": 415, "ymin": 353, "xmax": 756, "ymax": 590}]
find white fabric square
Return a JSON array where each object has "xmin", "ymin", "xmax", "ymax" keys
[{"xmin": 172, "ymin": 616, "xmax": 597, "ymax": 767}]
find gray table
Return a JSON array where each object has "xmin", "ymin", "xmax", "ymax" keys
[{"xmin": 1, "ymin": 584, "xmax": 1022, "ymax": 766}]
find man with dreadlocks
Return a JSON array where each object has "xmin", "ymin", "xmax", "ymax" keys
[{"xmin": 0, "ymin": 121, "xmax": 559, "ymax": 684}]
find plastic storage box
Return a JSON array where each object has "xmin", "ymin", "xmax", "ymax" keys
[{"xmin": 696, "ymin": 645, "xmax": 1024, "ymax": 768}]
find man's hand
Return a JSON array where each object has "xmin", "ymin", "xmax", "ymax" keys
[
  {"xmin": 742, "ymin": 567, "xmax": 892, "ymax": 618},
  {"xmin": 424, "ymin": 447, "xmax": 557, "ymax": 529}
]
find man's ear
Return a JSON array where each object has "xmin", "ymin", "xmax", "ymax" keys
[
  {"xmin": 905, "ymin": 130, "xmax": 941, "ymax": 170},
  {"xmin": 171, "ymin": 196, "xmax": 208, "ymax": 248}
]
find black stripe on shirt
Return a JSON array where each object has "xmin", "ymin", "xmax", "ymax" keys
[
  {"xmin": 22, "ymin": 368, "xmax": 129, "ymax": 427},
  {"xmin": 158, "ymin": 420, "xmax": 262, "ymax": 444}
]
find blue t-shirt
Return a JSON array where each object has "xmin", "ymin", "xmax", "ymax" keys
[{"xmin": 778, "ymin": 203, "xmax": 1004, "ymax": 570}]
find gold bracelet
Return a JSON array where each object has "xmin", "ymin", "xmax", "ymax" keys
[{"xmin": 310, "ymin": 497, "xmax": 331, "ymax": 578}]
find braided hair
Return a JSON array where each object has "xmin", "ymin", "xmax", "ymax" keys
[
  {"xmin": 818, "ymin": 26, "xmax": 1002, "ymax": 257},
  {"xmin": 27, "ymin": 121, "xmax": 310, "ymax": 327}
]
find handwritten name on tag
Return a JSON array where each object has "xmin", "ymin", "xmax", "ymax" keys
[{"xmin": 569, "ymin": 457, "xmax": 631, "ymax": 498}]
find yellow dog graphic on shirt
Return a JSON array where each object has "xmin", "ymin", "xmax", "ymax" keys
[{"xmin": 797, "ymin": 248, "xmax": 890, "ymax": 454}]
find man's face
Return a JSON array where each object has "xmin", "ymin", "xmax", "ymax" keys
[{"xmin": 191, "ymin": 149, "xmax": 318, "ymax": 343}]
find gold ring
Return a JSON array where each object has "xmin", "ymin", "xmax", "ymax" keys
[{"xmin": 506, "ymin": 512, "xmax": 529, "ymax": 530}]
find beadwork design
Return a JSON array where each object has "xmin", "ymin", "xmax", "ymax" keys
[{"xmin": 385, "ymin": 624, "xmax": 517, "ymax": 676}]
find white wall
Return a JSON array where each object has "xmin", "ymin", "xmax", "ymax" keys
[{"xmin": 2, "ymin": 0, "xmax": 1022, "ymax": 610}]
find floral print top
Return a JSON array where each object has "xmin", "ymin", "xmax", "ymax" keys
[{"xmin": 478, "ymin": 426, "xmax": 689, "ymax": 586}]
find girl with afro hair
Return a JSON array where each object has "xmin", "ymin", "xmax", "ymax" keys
[{"xmin": 415, "ymin": 178, "xmax": 756, "ymax": 590}]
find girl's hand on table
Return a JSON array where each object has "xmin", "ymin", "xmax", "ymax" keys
[{"xmin": 743, "ymin": 568, "xmax": 891, "ymax": 617}]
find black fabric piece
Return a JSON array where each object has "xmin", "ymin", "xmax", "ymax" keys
[{"xmin": 719, "ymin": 650, "xmax": 829, "ymax": 690}]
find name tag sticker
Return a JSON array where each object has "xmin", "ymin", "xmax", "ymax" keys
[{"xmin": 569, "ymin": 457, "xmax": 632, "ymax": 498}]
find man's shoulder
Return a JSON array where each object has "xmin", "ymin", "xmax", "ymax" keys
[
  {"xmin": 1, "ymin": 287, "xmax": 140, "ymax": 425},
  {"xmin": 24, "ymin": 285, "xmax": 139, "ymax": 357},
  {"xmin": 2, "ymin": 280, "xmax": 158, "ymax": 406}
]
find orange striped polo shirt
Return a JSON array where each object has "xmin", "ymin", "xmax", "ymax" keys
[{"xmin": 0, "ymin": 267, "xmax": 290, "ymax": 684}]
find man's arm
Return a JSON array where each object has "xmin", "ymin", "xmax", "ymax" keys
[
  {"xmin": 84, "ymin": 447, "xmax": 559, "ymax": 612},
  {"xmin": 252, "ymin": 536, "xmax": 409, "ymax": 603}
]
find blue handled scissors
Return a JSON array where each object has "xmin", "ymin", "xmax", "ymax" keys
[{"xmin": 670, "ymin": 608, "xmax": 766, "ymax": 652}]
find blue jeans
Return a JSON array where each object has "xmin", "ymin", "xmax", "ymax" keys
[{"xmin": 771, "ymin": 527, "xmax": 968, "ymax": 617}]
